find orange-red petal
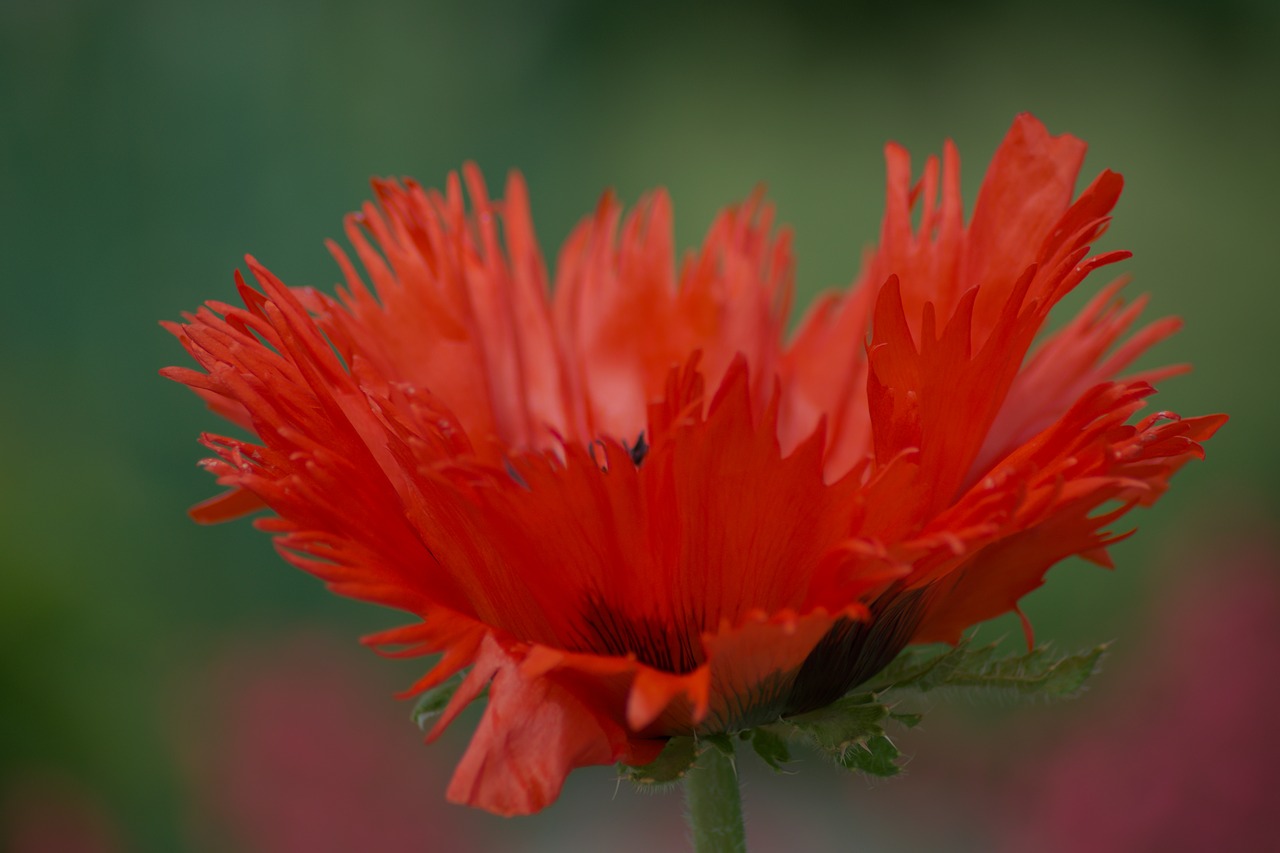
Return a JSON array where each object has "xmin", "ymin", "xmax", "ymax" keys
[{"xmin": 164, "ymin": 118, "xmax": 1225, "ymax": 817}]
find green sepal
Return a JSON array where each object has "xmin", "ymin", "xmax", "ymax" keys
[
  {"xmin": 620, "ymin": 640, "xmax": 1107, "ymax": 789},
  {"xmin": 888, "ymin": 711, "xmax": 923, "ymax": 729},
  {"xmin": 622, "ymin": 736, "xmax": 699, "ymax": 787},
  {"xmin": 782, "ymin": 692, "xmax": 888, "ymax": 753},
  {"xmin": 833, "ymin": 733, "xmax": 901, "ymax": 777},
  {"xmin": 623, "ymin": 731, "xmax": 742, "ymax": 789},
  {"xmin": 871, "ymin": 637, "xmax": 1109, "ymax": 699},
  {"xmin": 744, "ymin": 726, "xmax": 792, "ymax": 772},
  {"xmin": 410, "ymin": 671, "xmax": 468, "ymax": 732},
  {"xmin": 702, "ymin": 732, "xmax": 736, "ymax": 757},
  {"xmin": 778, "ymin": 692, "xmax": 905, "ymax": 777}
]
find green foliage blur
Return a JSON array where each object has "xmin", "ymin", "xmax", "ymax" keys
[{"xmin": 2, "ymin": 0, "xmax": 1276, "ymax": 850}]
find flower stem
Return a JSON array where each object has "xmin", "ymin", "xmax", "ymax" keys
[{"xmin": 684, "ymin": 743, "xmax": 747, "ymax": 853}]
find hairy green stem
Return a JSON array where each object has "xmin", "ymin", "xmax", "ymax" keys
[{"xmin": 683, "ymin": 744, "xmax": 747, "ymax": 853}]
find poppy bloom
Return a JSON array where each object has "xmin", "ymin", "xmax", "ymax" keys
[{"xmin": 164, "ymin": 114, "xmax": 1224, "ymax": 816}]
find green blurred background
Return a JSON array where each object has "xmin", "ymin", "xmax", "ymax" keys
[{"xmin": 3, "ymin": 1, "xmax": 1277, "ymax": 850}]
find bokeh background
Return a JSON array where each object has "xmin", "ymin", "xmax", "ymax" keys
[{"xmin": 3, "ymin": 1, "xmax": 1278, "ymax": 850}]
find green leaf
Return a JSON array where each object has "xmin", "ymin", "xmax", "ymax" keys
[
  {"xmin": 888, "ymin": 711, "xmax": 923, "ymax": 729},
  {"xmin": 773, "ymin": 691, "xmax": 906, "ymax": 778},
  {"xmin": 778, "ymin": 693, "xmax": 911, "ymax": 778},
  {"xmin": 618, "ymin": 640, "xmax": 1106, "ymax": 791},
  {"xmin": 410, "ymin": 671, "xmax": 468, "ymax": 731},
  {"xmin": 870, "ymin": 638, "xmax": 1108, "ymax": 700},
  {"xmin": 746, "ymin": 726, "xmax": 792, "ymax": 772},
  {"xmin": 783, "ymin": 693, "xmax": 889, "ymax": 753},
  {"xmin": 952, "ymin": 644, "xmax": 1108, "ymax": 697},
  {"xmin": 623, "ymin": 736, "xmax": 699, "ymax": 786},
  {"xmin": 834, "ymin": 733, "xmax": 902, "ymax": 777},
  {"xmin": 869, "ymin": 639, "xmax": 993, "ymax": 691}
]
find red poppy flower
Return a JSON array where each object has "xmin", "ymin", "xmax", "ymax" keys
[{"xmin": 164, "ymin": 114, "xmax": 1224, "ymax": 816}]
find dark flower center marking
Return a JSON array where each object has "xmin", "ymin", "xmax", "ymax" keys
[
  {"xmin": 503, "ymin": 458, "xmax": 530, "ymax": 489},
  {"xmin": 569, "ymin": 587, "xmax": 930, "ymax": 725},
  {"xmin": 572, "ymin": 594, "xmax": 701, "ymax": 674},
  {"xmin": 624, "ymin": 431, "xmax": 649, "ymax": 466},
  {"xmin": 784, "ymin": 586, "xmax": 929, "ymax": 715}
]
